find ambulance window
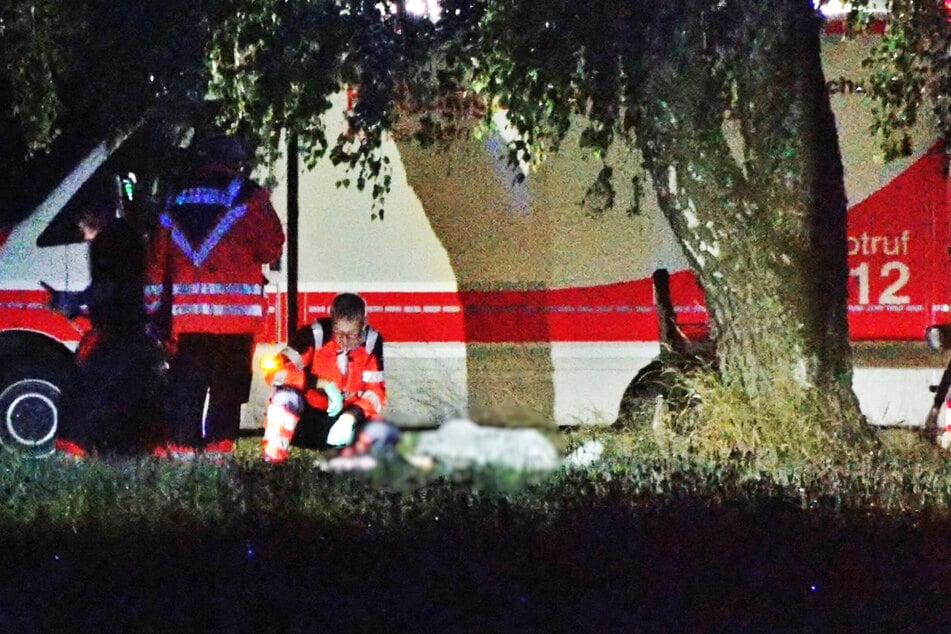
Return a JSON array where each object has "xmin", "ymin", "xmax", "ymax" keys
[
  {"xmin": 36, "ymin": 170, "xmax": 121, "ymax": 247},
  {"xmin": 36, "ymin": 123, "xmax": 188, "ymax": 247}
]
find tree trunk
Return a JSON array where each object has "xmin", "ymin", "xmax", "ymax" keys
[{"xmin": 634, "ymin": 0, "xmax": 862, "ymax": 424}]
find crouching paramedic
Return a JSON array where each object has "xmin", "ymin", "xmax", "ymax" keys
[{"xmin": 261, "ymin": 292, "xmax": 398, "ymax": 463}]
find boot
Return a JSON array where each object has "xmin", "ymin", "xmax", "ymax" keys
[{"xmin": 261, "ymin": 403, "xmax": 299, "ymax": 463}]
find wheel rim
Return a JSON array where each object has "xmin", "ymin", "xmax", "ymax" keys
[{"xmin": 0, "ymin": 379, "xmax": 60, "ymax": 454}]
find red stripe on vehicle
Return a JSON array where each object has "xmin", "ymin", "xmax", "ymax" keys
[
  {"xmin": 0, "ymin": 290, "xmax": 88, "ymax": 342},
  {"xmin": 289, "ymin": 271, "xmax": 708, "ymax": 343}
]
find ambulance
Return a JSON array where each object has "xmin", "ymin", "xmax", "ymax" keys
[{"xmin": 0, "ymin": 13, "xmax": 947, "ymax": 454}]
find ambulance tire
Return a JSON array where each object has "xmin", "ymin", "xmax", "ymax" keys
[{"xmin": 0, "ymin": 358, "xmax": 73, "ymax": 458}]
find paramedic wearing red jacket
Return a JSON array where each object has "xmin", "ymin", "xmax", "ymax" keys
[
  {"xmin": 145, "ymin": 134, "xmax": 284, "ymax": 457},
  {"xmin": 261, "ymin": 292, "xmax": 398, "ymax": 463}
]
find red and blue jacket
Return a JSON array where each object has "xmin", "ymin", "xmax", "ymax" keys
[{"xmin": 145, "ymin": 163, "xmax": 284, "ymax": 337}]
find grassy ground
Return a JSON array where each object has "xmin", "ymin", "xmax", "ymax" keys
[{"xmin": 1, "ymin": 426, "xmax": 951, "ymax": 630}]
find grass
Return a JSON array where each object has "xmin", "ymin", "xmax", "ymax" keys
[
  {"xmin": 1, "ymin": 415, "xmax": 951, "ymax": 533},
  {"xmin": 3, "ymin": 418, "xmax": 951, "ymax": 630},
  {"xmin": 0, "ymin": 422, "xmax": 948, "ymax": 544}
]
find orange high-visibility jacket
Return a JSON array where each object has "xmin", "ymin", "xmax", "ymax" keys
[
  {"xmin": 144, "ymin": 164, "xmax": 284, "ymax": 337},
  {"xmin": 269, "ymin": 317, "xmax": 386, "ymax": 421}
]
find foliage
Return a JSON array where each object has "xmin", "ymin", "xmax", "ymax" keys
[
  {"xmin": 7, "ymin": 438, "xmax": 951, "ymax": 629},
  {"xmin": 4, "ymin": 424, "xmax": 951, "ymax": 629},
  {"xmin": 0, "ymin": 0, "xmax": 222, "ymax": 152},
  {"xmin": 0, "ymin": 1, "xmax": 76, "ymax": 152},
  {"xmin": 200, "ymin": 0, "xmax": 948, "ymax": 214},
  {"xmin": 205, "ymin": 0, "xmax": 489, "ymax": 216},
  {"xmin": 614, "ymin": 366, "xmax": 879, "ymax": 472},
  {"xmin": 850, "ymin": 0, "xmax": 951, "ymax": 160},
  {"xmin": 0, "ymin": 423, "xmax": 947, "ymax": 535},
  {"xmin": 2, "ymin": 1, "xmax": 944, "ymax": 190},
  {"xmin": 0, "ymin": 440, "xmax": 546, "ymax": 534},
  {"xmin": 563, "ymin": 424, "xmax": 951, "ymax": 515}
]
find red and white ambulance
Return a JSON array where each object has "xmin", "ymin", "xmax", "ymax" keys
[{"xmin": 0, "ymin": 16, "xmax": 947, "ymax": 453}]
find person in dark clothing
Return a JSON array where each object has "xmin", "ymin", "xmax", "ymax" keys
[{"xmin": 51, "ymin": 200, "xmax": 162, "ymax": 457}]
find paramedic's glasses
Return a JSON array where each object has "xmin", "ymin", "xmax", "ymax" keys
[{"xmin": 333, "ymin": 325, "xmax": 364, "ymax": 346}]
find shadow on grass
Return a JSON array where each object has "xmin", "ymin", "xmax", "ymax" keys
[{"xmin": 2, "ymin": 497, "xmax": 950, "ymax": 631}]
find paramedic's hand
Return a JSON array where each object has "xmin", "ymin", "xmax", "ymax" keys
[
  {"xmin": 145, "ymin": 321, "xmax": 163, "ymax": 345},
  {"xmin": 145, "ymin": 319, "xmax": 171, "ymax": 347},
  {"xmin": 45, "ymin": 287, "xmax": 83, "ymax": 318},
  {"xmin": 326, "ymin": 412, "xmax": 356, "ymax": 447},
  {"xmin": 320, "ymin": 381, "xmax": 344, "ymax": 417}
]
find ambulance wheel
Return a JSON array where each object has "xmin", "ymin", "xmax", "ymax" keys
[{"xmin": 0, "ymin": 360, "xmax": 69, "ymax": 458}]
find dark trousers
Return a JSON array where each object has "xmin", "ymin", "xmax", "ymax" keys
[
  {"xmin": 290, "ymin": 408, "xmax": 337, "ymax": 450},
  {"xmin": 59, "ymin": 329, "xmax": 162, "ymax": 454},
  {"xmin": 164, "ymin": 333, "xmax": 254, "ymax": 448}
]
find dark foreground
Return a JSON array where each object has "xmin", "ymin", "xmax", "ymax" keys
[{"xmin": 1, "ymin": 498, "xmax": 950, "ymax": 632}]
